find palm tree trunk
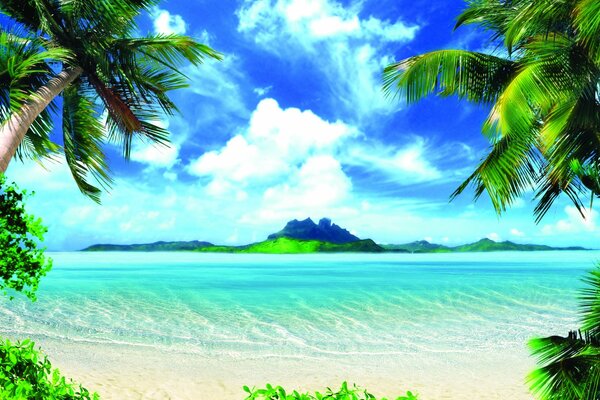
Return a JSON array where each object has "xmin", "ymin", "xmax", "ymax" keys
[{"xmin": 0, "ymin": 66, "xmax": 83, "ymax": 173}]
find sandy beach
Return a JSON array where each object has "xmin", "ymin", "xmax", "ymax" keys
[{"xmin": 28, "ymin": 336, "xmax": 534, "ymax": 400}]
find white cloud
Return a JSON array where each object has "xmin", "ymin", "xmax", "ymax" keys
[
  {"xmin": 542, "ymin": 206, "xmax": 597, "ymax": 235},
  {"xmin": 253, "ymin": 86, "xmax": 273, "ymax": 97},
  {"xmin": 151, "ymin": 8, "xmax": 187, "ymax": 35},
  {"xmin": 131, "ymin": 142, "xmax": 179, "ymax": 169},
  {"xmin": 180, "ymin": 54, "xmax": 250, "ymax": 124},
  {"xmin": 487, "ymin": 232, "xmax": 501, "ymax": 241},
  {"xmin": 510, "ymin": 228, "xmax": 525, "ymax": 237},
  {"xmin": 262, "ymin": 155, "xmax": 351, "ymax": 211},
  {"xmin": 188, "ymin": 98, "xmax": 356, "ymax": 186},
  {"xmin": 239, "ymin": 0, "xmax": 417, "ymax": 43},
  {"xmin": 187, "ymin": 98, "xmax": 361, "ymax": 224},
  {"xmin": 342, "ymin": 138, "xmax": 450, "ymax": 184},
  {"xmin": 237, "ymin": 0, "xmax": 418, "ymax": 119}
]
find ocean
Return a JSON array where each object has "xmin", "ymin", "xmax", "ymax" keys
[{"xmin": 1, "ymin": 251, "xmax": 598, "ymax": 399}]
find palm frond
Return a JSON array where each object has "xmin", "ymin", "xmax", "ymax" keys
[
  {"xmin": 452, "ymin": 133, "xmax": 542, "ymax": 213},
  {"xmin": 383, "ymin": 50, "xmax": 515, "ymax": 104},
  {"xmin": 62, "ymin": 81, "xmax": 112, "ymax": 202},
  {"xmin": 574, "ymin": 0, "xmax": 600, "ymax": 60},
  {"xmin": 115, "ymin": 35, "xmax": 223, "ymax": 70},
  {"xmin": 503, "ymin": 0, "xmax": 573, "ymax": 53},
  {"xmin": 580, "ymin": 268, "xmax": 600, "ymax": 336},
  {"xmin": 455, "ymin": 0, "xmax": 516, "ymax": 38}
]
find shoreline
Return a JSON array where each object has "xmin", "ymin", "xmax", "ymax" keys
[{"xmin": 14, "ymin": 335, "xmax": 534, "ymax": 400}]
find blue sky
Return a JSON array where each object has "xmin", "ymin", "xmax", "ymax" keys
[{"xmin": 6, "ymin": 0, "xmax": 600, "ymax": 250}]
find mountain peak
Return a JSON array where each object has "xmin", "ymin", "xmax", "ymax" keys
[
  {"xmin": 268, "ymin": 218, "xmax": 360, "ymax": 244},
  {"xmin": 318, "ymin": 218, "xmax": 332, "ymax": 228}
]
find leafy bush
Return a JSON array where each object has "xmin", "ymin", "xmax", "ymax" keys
[
  {"xmin": 0, "ymin": 338, "xmax": 98, "ymax": 399},
  {"xmin": 0, "ymin": 175, "xmax": 52, "ymax": 300},
  {"xmin": 243, "ymin": 382, "xmax": 418, "ymax": 400}
]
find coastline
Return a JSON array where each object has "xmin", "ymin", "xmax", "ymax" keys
[{"xmin": 17, "ymin": 335, "xmax": 533, "ymax": 400}]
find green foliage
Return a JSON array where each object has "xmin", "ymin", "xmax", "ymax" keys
[
  {"xmin": 0, "ymin": 0, "xmax": 222, "ymax": 201},
  {"xmin": 0, "ymin": 175, "xmax": 52, "ymax": 301},
  {"xmin": 528, "ymin": 267, "xmax": 600, "ymax": 399},
  {"xmin": 384, "ymin": 0, "xmax": 600, "ymax": 222},
  {"xmin": 243, "ymin": 382, "xmax": 417, "ymax": 400},
  {"xmin": 0, "ymin": 338, "xmax": 98, "ymax": 400}
]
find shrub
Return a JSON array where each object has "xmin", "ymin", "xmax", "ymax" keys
[
  {"xmin": 0, "ymin": 175, "xmax": 52, "ymax": 300},
  {"xmin": 243, "ymin": 382, "xmax": 418, "ymax": 400},
  {"xmin": 0, "ymin": 338, "xmax": 98, "ymax": 399}
]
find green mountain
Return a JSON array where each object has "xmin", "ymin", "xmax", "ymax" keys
[
  {"xmin": 198, "ymin": 237, "xmax": 385, "ymax": 254},
  {"xmin": 83, "ymin": 240, "xmax": 213, "ymax": 252},
  {"xmin": 385, "ymin": 238, "xmax": 588, "ymax": 253},
  {"xmin": 268, "ymin": 218, "xmax": 360, "ymax": 243}
]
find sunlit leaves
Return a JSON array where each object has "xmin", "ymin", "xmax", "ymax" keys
[
  {"xmin": 0, "ymin": 338, "xmax": 99, "ymax": 399},
  {"xmin": 0, "ymin": 175, "xmax": 52, "ymax": 301},
  {"xmin": 243, "ymin": 382, "xmax": 418, "ymax": 400}
]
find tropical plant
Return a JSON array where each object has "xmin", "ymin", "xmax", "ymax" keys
[
  {"xmin": 0, "ymin": 175, "xmax": 97, "ymax": 397},
  {"xmin": 0, "ymin": 0, "xmax": 221, "ymax": 201},
  {"xmin": 0, "ymin": 174, "xmax": 51, "ymax": 300},
  {"xmin": 383, "ymin": 0, "xmax": 600, "ymax": 222},
  {"xmin": 528, "ymin": 267, "xmax": 600, "ymax": 399},
  {"xmin": 243, "ymin": 382, "xmax": 418, "ymax": 400},
  {"xmin": 0, "ymin": 338, "xmax": 99, "ymax": 399}
]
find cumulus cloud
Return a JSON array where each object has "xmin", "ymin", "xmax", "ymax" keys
[
  {"xmin": 131, "ymin": 142, "xmax": 179, "ymax": 169},
  {"xmin": 188, "ymin": 98, "xmax": 356, "ymax": 186},
  {"xmin": 262, "ymin": 155, "xmax": 351, "ymax": 212},
  {"xmin": 510, "ymin": 228, "xmax": 525, "ymax": 237},
  {"xmin": 151, "ymin": 8, "xmax": 187, "ymax": 35},
  {"xmin": 238, "ymin": 0, "xmax": 417, "ymax": 43},
  {"xmin": 541, "ymin": 206, "xmax": 597, "ymax": 235},
  {"xmin": 236, "ymin": 0, "xmax": 418, "ymax": 119}
]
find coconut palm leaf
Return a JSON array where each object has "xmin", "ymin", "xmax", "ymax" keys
[
  {"xmin": 62, "ymin": 81, "xmax": 111, "ymax": 201},
  {"xmin": 581, "ymin": 270, "xmax": 600, "ymax": 336},
  {"xmin": 574, "ymin": 0, "xmax": 600, "ymax": 61},
  {"xmin": 383, "ymin": 50, "xmax": 515, "ymax": 104}
]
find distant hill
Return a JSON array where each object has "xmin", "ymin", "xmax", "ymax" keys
[
  {"xmin": 383, "ymin": 240, "xmax": 451, "ymax": 253},
  {"xmin": 268, "ymin": 218, "xmax": 359, "ymax": 244},
  {"xmin": 199, "ymin": 237, "xmax": 385, "ymax": 254},
  {"xmin": 83, "ymin": 240, "xmax": 213, "ymax": 252},
  {"xmin": 384, "ymin": 238, "xmax": 588, "ymax": 253}
]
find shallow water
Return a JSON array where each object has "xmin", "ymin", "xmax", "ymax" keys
[
  {"xmin": 2, "ymin": 251, "xmax": 598, "ymax": 399},
  {"xmin": 3, "ymin": 252, "xmax": 594, "ymax": 356}
]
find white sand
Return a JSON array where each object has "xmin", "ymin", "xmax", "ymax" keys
[{"xmin": 27, "ymin": 337, "xmax": 534, "ymax": 400}]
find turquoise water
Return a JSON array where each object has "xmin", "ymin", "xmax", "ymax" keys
[{"xmin": 1, "ymin": 251, "xmax": 598, "ymax": 359}]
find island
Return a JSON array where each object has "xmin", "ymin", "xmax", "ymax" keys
[{"xmin": 83, "ymin": 218, "xmax": 589, "ymax": 254}]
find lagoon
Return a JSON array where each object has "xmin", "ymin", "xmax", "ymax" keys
[{"xmin": 2, "ymin": 251, "xmax": 598, "ymax": 399}]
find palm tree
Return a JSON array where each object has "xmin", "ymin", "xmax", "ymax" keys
[
  {"xmin": 0, "ymin": 0, "xmax": 221, "ymax": 201},
  {"xmin": 383, "ymin": 0, "xmax": 600, "ymax": 222}
]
